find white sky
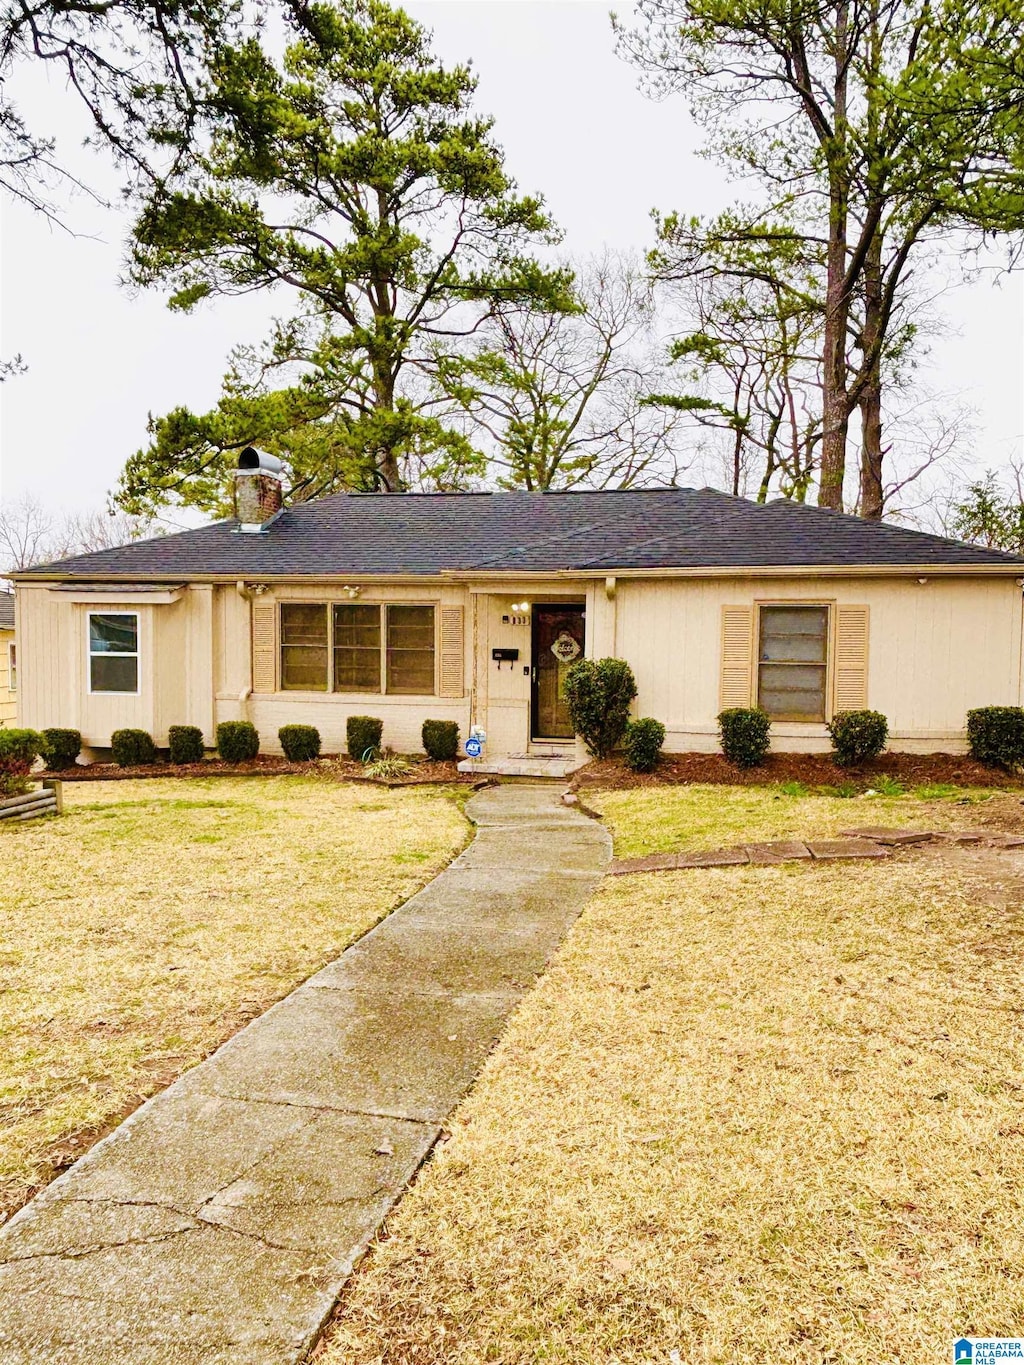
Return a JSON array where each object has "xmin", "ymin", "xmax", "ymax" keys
[{"xmin": 0, "ymin": 0, "xmax": 1022, "ymax": 515}]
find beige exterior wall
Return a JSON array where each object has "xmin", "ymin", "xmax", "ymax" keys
[
  {"xmin": 12, "ymin": 570, "xmax": 1024, "ymax": 758},
  {"xmin": 0, "ymin": 627, "xmax": 15, "ymax": 726},
  {"xmin": 228, "ymin": 581, "xmax": 472, "ymax": 755},
  {"xmin": 16, "ymin": 581, "xmax": 472, "ymax": 756},
  {"xmin": 609, "ymin": 574, "xmax": 1024, "ymax": 753},
  {"xmin": 15, "ymin": 584, "xmax": 216, "ymax": 749}
]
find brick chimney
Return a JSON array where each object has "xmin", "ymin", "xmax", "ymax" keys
[{"xmin": 234, "ymin": 447, "xmax": 284, "ymax": 533}]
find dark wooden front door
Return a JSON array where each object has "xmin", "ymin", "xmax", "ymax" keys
[{"xmin": 531, "ymin": 604, "xmax": 585, "ymax": 740}]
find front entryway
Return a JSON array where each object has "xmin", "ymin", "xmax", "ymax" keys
[{"xmin": 531, "ymin": 604, "xmax": 585, "ymax": 741}]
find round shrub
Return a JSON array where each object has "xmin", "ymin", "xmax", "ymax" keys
[
  {"xmin": 827, "ymin": 709, "xmax": 889, "ymax": 767},
  {"xmin": 0, "ymin": 727, "xmax": 43, "ymax": 796},
  {"xmin": 279, "ymin": 724, "xmax": 321, "ymax": 762},
  {"xmin": 168, "ymin": 725, "xmax": 205, "ymax": 765},
  {"xmin": 422, "ymin": 719, "xmax": 460, "ymax": 762},
  {"xmin": 216, "ymin": 721, "xmax": 260, "ymax": 763},
  {"xmin": 41, "ymin": 728, "xmax": 81, "ymax": 771},
  {"xmin": 111, "ymin": 728, "xmax": 157, "ymax": 767},
  {"xmin": 624, "ymin": 717, "xmax": 666, "ymax": 773},
  {"xmin": 966, "ymin": 706, "xmax": 1024, "ymax": 771},
  {"xmin": 718, "ymin": 707, "xmax": 771, "ymax": 768},
  {"xmin": 563, "ymin": 658, "xmax": 638, "ymax": 759},
  {"xmin": 347, "ymin": 715, "xmax": 383, "ymax": 762}
]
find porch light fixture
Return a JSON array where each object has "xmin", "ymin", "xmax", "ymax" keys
[{"xmin": 511, "ymin": 601, "xmax": 530, "ymax": 612}]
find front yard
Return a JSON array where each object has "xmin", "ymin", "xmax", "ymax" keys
[
  {"xmin": 322, "ymin": 784, "xmax": 1024, "ymax": 1364},
  {"xmin": 0, "ymin": 776, "xmax": 468, "ymax": 1221}
]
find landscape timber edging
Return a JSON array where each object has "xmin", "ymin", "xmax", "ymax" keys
[{"xmin": 0, "ymin": 779, "xmax": 62, "ymax": 823}]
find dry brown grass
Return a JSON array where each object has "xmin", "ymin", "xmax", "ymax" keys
[
  {"xmin": 588, "ymin": 782, "xmax": 1000, "ymax": 859},
  {"xmin": 322, "ymin": 793, "xmax": 1024, "ymax": 1365},
  {"xmin": 0, "ymin": 777, "xmax": 467, "ymax": 1219}
]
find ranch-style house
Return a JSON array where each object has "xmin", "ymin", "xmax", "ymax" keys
[{"xmin": 7, "ymin": 452, "xmax": 1024, "ymax": 772}]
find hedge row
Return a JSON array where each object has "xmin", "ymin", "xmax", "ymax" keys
[
  {"xmin": 22, "ymin": 700, "xmax": 1024, "ymax": 776},
  {"xmin": 20, "ymin": 718, "xmax": 467, "ymax": 768}
]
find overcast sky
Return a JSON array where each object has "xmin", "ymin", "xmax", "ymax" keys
[{"xmin": 0, "ymin": 0, "xmax": 1021, "ymax": 517}]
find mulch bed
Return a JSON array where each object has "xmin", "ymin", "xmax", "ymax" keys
[
  {"xmin": 42, "ymin": 755, "xmax": 479, "ymax": 788},
  {"xmin": 571, "ymin": 750, "xmax": 1023, "ymax": 792},
  {"xmin": 43, "ymin": 749, "xmax": 1020, "ymax": 793}
]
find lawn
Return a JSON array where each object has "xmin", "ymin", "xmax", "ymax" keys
[
  {"xmin": 586, "ymin": 781, "xmax": 1002, "ymax": 859},
  {"xmin": 322, "ymin": 785, "xmax": 1024, "ymax": 1365},
  {"xmin": 0, "ymin": 776, "xmax": 468, "ymax": 1221}
]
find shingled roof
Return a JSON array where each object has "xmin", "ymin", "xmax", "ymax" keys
[
  {"xmin": 10, "ymin": 487, "xmax": 1024, "ymax": 580},
  {"xmin": 0, "ymin": 592, "xmax": 14, "ymax": 628}
]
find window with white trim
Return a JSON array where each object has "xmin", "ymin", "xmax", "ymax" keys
[
  {"xmin": 88, "ymin": 613, "xmax": 139, "ymax": 694},
  {"xmin": 7, "ymin": 641, "xmax": 15, "ymax": 692},
  {"xmin": 757, "ymin": 604, "xmax": 829, "ymax": 722}
]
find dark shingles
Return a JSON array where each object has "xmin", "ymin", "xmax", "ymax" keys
[{"xmin": 11, "ymin": 488, "xmax": 1024, "ymax": 581}]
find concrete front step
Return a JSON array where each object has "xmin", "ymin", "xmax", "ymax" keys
[{"xmin": 457, "ymin": 753, "xmax": 579, "ymax": 779}]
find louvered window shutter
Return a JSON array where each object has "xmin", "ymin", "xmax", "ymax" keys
[
  {"xmin": 833, "ymin": 605, "xmax": 870, "ymax": 713},
  {"xmin": 438, "ymin": 606, "xmax": 465, "ymax": 698},
  {"xmin": 720, "ymin": 605, "xmax": 754, "ymax": 710},
  {"xmin": 252, "ymin": 599, "xmax": 277, "ymax": 693}
]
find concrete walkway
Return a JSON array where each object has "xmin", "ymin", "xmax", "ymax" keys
[{"xmin": 0, "ymin": 784, "xmax": 610, "ymax": 1365}]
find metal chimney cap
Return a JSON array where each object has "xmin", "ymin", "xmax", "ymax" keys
[{"xmin": 237, "ymin": 446, "xmax": 284, "ymax": 478}]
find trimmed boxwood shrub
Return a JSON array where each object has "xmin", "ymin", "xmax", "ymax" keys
[
  {"xmin": 422, "ymin": 719, "xmax": 460, "ymax": 762},
  {"xmin": 279, "ymin": 724, "xmax": 321, "ymax": 762},
  {"xmin": 216, "ymin": 721, "xmax": 259, "ymax": 763},
  {"xmin": 41, "ymin": 728, "xmax": 81, "ymax": 771},
  {"xmin": 0, "ymin": 727, "xmax": 43, "ymax": 795},
  {"xmin": 624, "ymin": 717, "xmax": 666, "ymax": 773},
  {"xmin": 718, "ymin": 707, "xmax": 771, "ymax": 768},
  {"xmin": 168, "ymin": 725, "xmax": 205, "ymax": 765},
  {"xmin": 966, "ymin": 706, "xmax": 1024, "ymax": 771},
  {"xmin": 563, "ymin": 658, "xmax": 638, "ymax": 759},
  {"xmin": 348, "ymin": 715, "xmax": 383, "ymax": 762},
  {"xmin": 828, "ymin": 709, "xmax": 889, "ymax": 767},
  {"xmin": 111, "ymin": 728, "xmax": 157, "ymax": 767}
]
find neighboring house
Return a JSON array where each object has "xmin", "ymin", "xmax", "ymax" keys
[
  {"xmin": 0, "ymin": 591, "xmax": 15, "ymax": 727},
  {"xmin": 7, "ymin": 452, "xmax": 1024, "ymax": 769}
]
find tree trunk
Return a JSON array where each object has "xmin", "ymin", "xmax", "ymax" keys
[
  {"xmin": 817, "ymin": 0, "xmax": 852, "ymax": 512},
  {"xmin": 858, "ymin": 233, "xmax": 885, "ymax": 519},
  {"xmin": 376, "ymin": 446, "xmax": 403, "ymax": 492},
  {"xmin": 371, "ymin": 356, "xmax": 404, "ymax": 493},
  {"xmin": 819, "ymin": 218, "xmax": 851, "ymax": 510}
]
